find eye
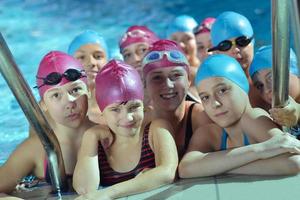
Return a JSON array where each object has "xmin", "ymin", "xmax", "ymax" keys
[
  {"xmin": 170, "ymin": 72, "xmax": 183, "ymax": 81},
  {"xmin": 51, "ymin": 93, "xmax": 60, "ymax": 99},
  {"xmin": 70, "ymin": 86, "xmax": 82, "ymax": 94},
  {"xmin": 137, "ymin": 47, "xmax": 148, "ymax": 55},
  {"xmin": 217, "ymin": 87, "xmax": 228, "ymax": 95},
  {"xmin": 197, "ymin": 45, "xmax": 205, "ymax": 51},
  {"xmin": 123, "ymin": 53, "xmax": 131, "ymax": 60},
  {"xmin": 94, "ymin": 52, "xmax": 105, "ymax": 60},
  {"xmin": 76, "ymin": 55, "xmax": 85, "ymax": 61},
  {"xmin": 255, "ymin": 82, "xmax": 264, "ymax": 91},
  {"xmin": 151, "ymin": 75, "xmax": 163, "ymax": 82},
  {"xmin": 110, "ymin": 107, "xmax": 120, "ymax": 113},
  {"xmin": 129, "ymin": 104, "xmax": 141, "ymax": 112},
  {"xmin": 200, "ymin": 95, "xmax": 209, "ymax": 102}
]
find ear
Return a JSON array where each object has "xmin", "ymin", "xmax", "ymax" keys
[{"xmin": 39, "ymin": 99, "xmax": 48, "ymax": 112}]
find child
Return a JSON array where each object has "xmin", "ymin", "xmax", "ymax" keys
[
  {"xmin": 179, "ymin": 54, "xmax": 300, "ymax": 178},
  {"xmin": 68, "ymin": 30, "xmax": 109, "ymax": 124},
  {"xmin": 0, "ymin": 51, "xmax": 94, "ymax": 193},
  {"xmin": 73, "ymin": 60, "xmax": 178, "ymax": 199}
]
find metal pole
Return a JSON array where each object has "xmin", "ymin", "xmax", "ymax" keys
[
  {"xmin": 271, "ymin": 0, "xmax": 290, "ymax": 108},
  {"xmin": 0, "ymin": 33, "xmax": 67, "ymax": 195},
  {"xmin": 290, "ymin": 0, "xmax": 300, "ymax": 74}
]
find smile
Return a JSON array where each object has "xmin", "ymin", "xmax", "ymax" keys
[{"xmin": 160, "ymin": 92, "xmax": 178, "ymax": 99}]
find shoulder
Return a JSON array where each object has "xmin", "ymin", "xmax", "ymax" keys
[
  {"xmin": 187, "ymin": 123, "xmax": 222, "ymax": 152},
  {"xmin": 242, "ymin": 107, "xmax": 282, "ymax": 141}
]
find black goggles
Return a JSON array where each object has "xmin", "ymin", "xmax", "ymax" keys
[
  {"xmin": 208, "ymin": 36, "xmax": 254, "ymax": 52},
  {"xmin": 35, "ymin": 69, "xmax": 86, "ymax": 89}
]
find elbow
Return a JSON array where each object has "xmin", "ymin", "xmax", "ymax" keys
[
  {"xmin": 160, "ymin": 166, "xmax": 177, "ymax": 185},
  {"xmin": 178, "ymin": 160, "xmax": 193, "ymax": 178},
  {"xmin": 287, "ymin": 155, "xmax": 300, "ymax": 175}
]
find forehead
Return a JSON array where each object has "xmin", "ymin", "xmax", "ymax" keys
[
  {"xmin": 171, "ymin": 32, "xmax": 194, "ymax": 39},
  {"xmin": 255, "ymin": 68, "xmax": 272, "ymax": 79},
  {"xmin": 106, "ymin": 99, "xmax": 143, "ymax": 108},
  {"xmin": 198, "ymin": 77, "xmax": 232, "ymax": 91},
  {"xmin": 44, "ymin": 80, "xmax": 86, "ymax": 94},
  {"xmin": 148, "ymin": 66, "xmax": 187, "ymax": 75},
  {"xmin": 76, "ymin": 43, "xmax": 106, "ymax": 54},
  {"xmin": 122, "ymin": 42, "xmax": 150, "ymax": 53}
]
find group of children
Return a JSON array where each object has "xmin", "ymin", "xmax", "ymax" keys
[{"xmin": 0, "ymin": 9, "xmax": 300, "ymax": 200}]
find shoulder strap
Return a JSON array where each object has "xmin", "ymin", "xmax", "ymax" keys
[{"xmin": 184, "ymin": 103, "xmax": 197, "ymax": 150}]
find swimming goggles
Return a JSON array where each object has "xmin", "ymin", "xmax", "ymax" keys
[
  {"xmin": 193, "ymin": 22, "xmax": 213, "ymax": 35},
  {"xmin": 208, "ymin": 35, "xmax": 253, "ymax": 52},
  {"xmin": 120, "ymin": 29, "xmax": 149, "ymax": 43},
  {"xmin": 35, "ymin": 68, "xmax": 86, "ymax": 89},
  {"xmin": 142, "ymin": 50, "xmax": 189, "ymax": 66}
]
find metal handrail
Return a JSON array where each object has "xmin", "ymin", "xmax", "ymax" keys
[
  {"xmin": 0, "ymin": 33, "xmax": 67, "ymax": 196},
  {"xmin": 271, "ymin": 0, "xmax": 290, "ymax": 108},
  {"xmin": 290, "ymin": 0, "xmax": 300, "ymax": 74}
]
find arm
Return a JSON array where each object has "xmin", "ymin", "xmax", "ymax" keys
[
  {"xmin": 0, "ymin": 138, "xmax": 39, "ymax": 193},
  {"xmin": 179, "ymin": 121, "xmax": 300, "ymax": 178},
  {"xmin": 72, "ymin": 127, "xmax": 100, "ymax": 194},
  {"xmin": 77, "ymin": 119, "xmax": 178, "ymax": 200}
]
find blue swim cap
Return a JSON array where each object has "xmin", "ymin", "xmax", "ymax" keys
[
  {"xmin": 249, "ymin": 45, "xmax": 300, "ymax": 77},
  {"xmin": 167, "ymin": 15, "xmax": 198, "ymax": 38},
  {"xmin": 211, "ymin": 11, "xmax": 253, "ymax": 46},
  {"xmin": 195, "ymin": 54, "xmax": 249, "ymax": 93},
  {"xmin": 68, "ymin": 30, "xmax": 109, "ymax": 57}
]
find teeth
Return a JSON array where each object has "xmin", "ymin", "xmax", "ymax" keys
[{"xmin": 160, "ymin": 93, "xmax": 177, "ymax": 99}]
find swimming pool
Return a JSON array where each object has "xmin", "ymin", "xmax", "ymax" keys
[{"xmin": 0, "ymin": 0, "xmax": 271, "ymax": 165}]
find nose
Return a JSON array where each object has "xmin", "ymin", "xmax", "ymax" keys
[
  {"xmin": 179, "ymin": 42, "xmax": 186, "ymax": 49},
  {"xmin": 165, "ymin": 78, "xmax": 174, "ymax": 88},
  {"xmin": 211, "ymin": 96, "xmax": 222, "ymax": 109},
  {"xmin": 133, "ymin": 53, "xmax": 142, "ymax": 62},
  {"xmin": 65, "ymin": 94, "xmax": 77, "ymax": 110},
  {"xmin": 87, "ymin": 56, "xmax": 99, "ymax": 72}
]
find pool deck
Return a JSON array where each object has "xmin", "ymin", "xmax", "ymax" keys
[{"xmin": 12, "ymin": 174, "xmax": 300, "ymax": 199}]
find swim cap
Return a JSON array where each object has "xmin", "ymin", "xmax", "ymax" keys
[
  {"xmin": 249, "ymin": 45, "xmax": 300, "ymax": 77},
  {"xmin": 119, "ymin": 25, "xmax": 159, "ymax": 52},
  {"xmin": 193, "ymin": 17, "xmax": 216, "ymax": 35},
  {"xmin": 142, "ymin": 39, "xmax": 189, "ymax": 78},
  {"xmin": 95, "ymin": 59, "xmax": 144, "ymax": 111},
  {"xmin": 195, "ymin": 54, "xmax": 249, "ymax": 93},
  {"xmin": 211, "ymin": 11, "xmax": 253, "ymax": 46},
  {"xmin": 167, "ymin": 15, "xmax": 198, "ymax": 38},
  {"xmin": 68, "ymin": 30, "xmax": 108, "ymax": 57},
  {"xmin": 36, "ymin": 51, "xmax": 86, "ymax": 98}
]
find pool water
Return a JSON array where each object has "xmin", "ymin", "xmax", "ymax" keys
[{"xmin": 0, "ymin": 0, "xmax": 271, "ymax": 165}]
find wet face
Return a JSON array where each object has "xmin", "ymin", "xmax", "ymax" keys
[
  {"xmin": 102, "ymin": 100, "xmax": 144, "ymax": 137},
  {"xmin": 253, "ymin": 69, "xmax": 300, "ymax": 105},
  {"xmin": 74, "ymin": 43, "xmax": 108, "ymax": 85},
  {"xmin": 214, "ymin": 37, "xmax": 254, "ymax": 71},
  {"xmin": 197, "ymin": 77, "xmax": 248, "ymax": 128},
  {"xmin": 195, "ymin": 32, "xmax": 213, "ymax": 62},
  {"xmin": 170, "ymin": 32, "xmax": 198, "ymax": 65},
  {"xmin": 145, "ymin": 66, "xmax": 189, "ymax": 111},
  {"xmin": 42, "ymin": 80, "xmax": 88, "ymax": 128},
  {"xmin": 121, "ymin": 42, "xmax": 150, "ymax": 75}
]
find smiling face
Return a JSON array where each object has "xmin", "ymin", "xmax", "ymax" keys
[
  {"xmin": 42, "ymin": 80, "xmax": 88, "ymax": 128},
  {"xmin": 102, "ymin": 100, "xmax": 144, "ymax": 137},
  {"xmin": 121, "ymin": 42, "xmax": 150, "ymax": 74},
  {"xmin": 145, "ymin": 66, "xmax": 189, "ymax": 111},
  {"xmin": 252, "ymin": 68, "xmax": 300, "ymax": 105},
  {"xmin": 197, "ymin": 77, "xmax": 248, "ymax": 128},
  {"xmin": 74, "ymin": 43, "xmax": 108, "ymax": 84}
]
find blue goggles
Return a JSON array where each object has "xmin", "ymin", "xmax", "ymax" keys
[{"xmin": 142, "ymin": 50, "xmax": 189, "ymax": 67}]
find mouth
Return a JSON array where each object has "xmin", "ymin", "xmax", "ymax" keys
[
  {"xmin": 66, "ymin": 113, "xmax": 80, "ymax": 120},
  {"xmin": 120, "ymin": 122, "xmax": 137, "ymax": 129},
  {"xmin": 214, "ymin": 111, "xmax": 228, "ymax": 117},
  {"xmin": 160, "ymin": 92, "xmax": 178, "ymax": 100}
]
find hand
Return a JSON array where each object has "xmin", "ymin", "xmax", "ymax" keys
[
  {"xmin": 75, "ymin": 190, "xmax": 112, "ymax": 200},
  {"xmin": 269, "ymin": 97, "xmax": 300, "ymax": 127},
  {"xmin": 259, "ymin": 133, "xmax": 300, "ymax": 159}
]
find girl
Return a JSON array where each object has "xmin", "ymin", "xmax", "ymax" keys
[
  {"xmin": 142, "ymin": 39, "xmax": 212, "ymax": 158},
  {"xmin": 68, "ymin": 30, "xmax": 109, "ymax": 124},
  {"xmin": 0, "ymin": 51, "xmax": 94, "ymax": 193},
  {"xmin": 167, "ymin": 15, "xmax": 201, "ymax": 102},
  {"xmin": 209, "ymin": 11, "xmax": 268, "ymax": 109},
  {"xmin": 73, "ymin": 60, "xmax": 178, "ymax": 199},
  {"xmin": 179, "ymin": 54, "xmax": 300, "ymax": 178}
]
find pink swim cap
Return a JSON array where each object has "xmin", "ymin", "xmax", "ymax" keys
[
  {"xmin": 36, "ymin": 51, "xmax": 86, "ymax": 98},
  {"xmin": 119, "ymin": 25, "xmax": 159, "ymax": 52},
  {"xmin": 193, "ymin": 17, "xmax": 216, "ymax": 35},
  {"xmin": 95, "ymin": 59, "xmax": 144, "ymax": 111},
  {"xmin": 142, "ymin": 40, "xmax": 189, "ymax": 78}
]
